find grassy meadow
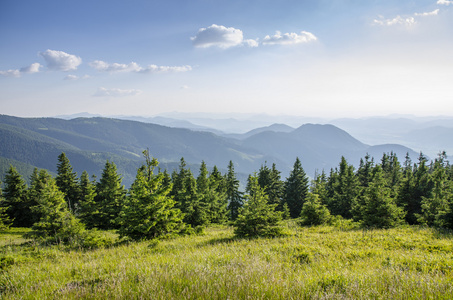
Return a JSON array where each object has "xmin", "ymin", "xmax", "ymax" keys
[{"xmin": 0, "ymin": 223, "xmax": 452, "ymax": 299}]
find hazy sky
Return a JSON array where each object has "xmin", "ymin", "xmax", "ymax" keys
[{"xmin": 1, "ymin": 0, "xmax": 452, "ymax": 118}]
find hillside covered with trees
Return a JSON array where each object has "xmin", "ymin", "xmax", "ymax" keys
[
  {"xmin": 2, "ymin": 149, "xmax": 453, "ymax": 245},
  {"xmin": 0, "ymin": 115, "xmax": 418, "ymax": 187}
]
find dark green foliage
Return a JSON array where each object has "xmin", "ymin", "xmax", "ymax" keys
[
  {"xmin": 56, "ymin": 153, "xmax": 80, "ymax": 212},
  {"xmin": 226, "ymin": 161, "xmax": 243, "ymax": 221},
  {"xmin": 77, "ymin": 171, "xmax": 98, "ymax": 228},
  {"xmin": 209, "ymin": 166, "xmax": 226, "ymax": 195},
  {"xmin": 311, "ymin": 171, "xmax": 328, "ymax": 204},
  {"xmin": 353, "ymin": 155, "xmax": 375, "ymax": 222},
  {"xmin": 299, "ymin": 193, "xmax": 331, "ymax": 226},
  {"xmin": 327, "ymin": 157, "xmax": 358, "ymax": 219},
  {"xmin": 381, "ymin": 152, "xmax": 402, "ymax": 194},
  {"xmin": 234, "ymin": 176, "xmax": 283, "ymax": 237},
  {"xmin": 284, "ymin": 157, "xmax": 309, "ymax": 218},
  {"xmin": 361, "ymin": 166, "xmax": 405, "ymax": 228},
  {"xmin": 197, "ymin": 162, "xmax": 228, "ymax": 224},
  {"xmin": 171, "ymin": 158, "xmax": 209, "ymax": 228},
  {"xmin": 27, "ymin": 169, "xmax": 86, "ymax": 243},
  {"xmin": 0, "ymin": 184, "xmax": 12, "ymax": 230},
  {"xmin": 118, "ymin": 151, "xmax": 184, "ymax": 240},
  {"xmin": 398, "ymin": 153, "xmax": 432, "ymax": 224},
  {"xmin": 258, "ymin": 163, "xmax": 284, "ymax": 209},
  {"xmin": 2, "ymin": 166, "xmax": 32, "ymax": 227},
  {"xmin": 95, "ymin": 161, "xmax": 126, "ymax": 229},
  {"xmin": 417, "ymin": 152, "xmax": 451, "ymax": 227}
]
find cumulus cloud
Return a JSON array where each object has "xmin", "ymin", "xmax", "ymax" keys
[
  {"xmin": 64, "ymin": 74, "xmax": 80, "ymax": 80},
  {"xmin": 262, "ymin": 31, "xmax": 317, "ymax": 45},
  {"xmin": 64, "ymin": 74, "xmax": 90, "ymax": 80},
  {"xmin": 93, "ymin": 87, "xmax": 142, "ymax": 97},
  {"xmin": 243, "ymin": 39, "xmax": 259, "ymax": 48},
  {"xmin": 0, "ymin": 62, "xmax": 41, "ymax": 78},
  {"xmin": 374, "ymin": 8, "xmax": 441, "ymax": 27},
  {"xmin": 191, "ymin": 24, "xmax": 252, "ymax": 49},
  {"xmin": 373, "ymin": 15, "xmax": 416, "ymax": 27},
  {"xmin": 437, "ymin": 0, "xmax": 453, "ymax": 5},
  {"xmin": 90, "ymin": 60, "xmax": 192, "ymax": 74},
  {"xmin": 20, "ymin": 63, "xmax": 42, "ymax": 74},
  {"xmin": 39, "ymin": 49, "xmax": 82, "ymax": 71},
  {"xmin": 89, "ymin": 60, "xmax": 141, "ymax": 72},
  {"xmin": 0, "ymin": 69, "xmax": 21, "ymax": 78},
  {"xmin": 415, "ymin": 9, "xmax": 440, "ymax": 16}
]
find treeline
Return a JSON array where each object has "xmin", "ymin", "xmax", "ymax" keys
[{"xmin": 1, "ymin": 150, "xmax": 453, "ymax": 244}]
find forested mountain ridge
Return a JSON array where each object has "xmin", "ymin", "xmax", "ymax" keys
[{"xmin": 0, "ymin": 114, "xmax": 418, "ymax": 187}]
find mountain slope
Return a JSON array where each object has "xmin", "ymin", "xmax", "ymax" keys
[
  {"xmin": 241, "ymin": 123, "xmax": 417, "ymax": 174},
  {"xmin": 0, "ymin": 115, "xmax": 419, "ymax": 185}
]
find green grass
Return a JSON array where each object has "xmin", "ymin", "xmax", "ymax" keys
[{"xmin": 0, "ymin": 223, "xmax": 452, "ymax": 299}]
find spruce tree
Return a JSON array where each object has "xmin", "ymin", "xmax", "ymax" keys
[
  {"xmin": 27, "ymin": 169, "xmax": 85, "ymax": 242},
  {"xmin": 55, "ymin": 152, "xmax": 80, "ymax": 212},
  {"xmin": 400, "ymin": 153, "xmax": 432, "ymax": 224},
  {"xmin": 209, "ymin": 165, "xmax": 226, "ymax": 194},
  {"xmin": 299, "ymin": 193, "xmax": 331, "ymax": 226},
  {"xmin": 197, "ymin": 162, "xmax": 228, "ymax": 224},
  {"xmin": 417, "ymin": 153, "xmax": 451, "ymax": 226},
  {"xmin": 234, "ymin": 175, "xmax": 283, "ymax": 237},
  {"xmin": 95, "ymin": 161, "xmax": 126, "ymax": 229},
  {"xmin": 171, "ymin": 158, "xmax": 208, "ymax": 228},
  {"xmin": 0, "ymin": 183, "xmax": 12, "ymax": 230},
  {"xmin": 77, "ymin": 171, "xmax": 98, "ymax": 228},
  {"xmin": 118, "ymin": 150, "xmax": 184, "ymax": 240},
  {"xmin": 284, "ymin": 157, "xmax": 309, "ymax": 218},
  {"xmin": 2, "ymin": 166, "xmax": 31, "ymax": 227},
  {"xmin": 353, "ymin": 155, "xmax": 374, "ymax": 222},
  {"xmin": 258, "ymin": 163, "xmax": 284, "ymax": 209},
  {"xmin": 311, "ymin": 171, "xmax": 328, "ymax": 204},
  {"xmin": 226, "ymin": 160, "xmax": 243, "ymax": 221},
  {"xmin": 327, "ymin": 156, "xmax": 358, "ymax": 219},
  {"xmin": 362, "ymin": 165, "xmax": 405, "ymax": 228}
]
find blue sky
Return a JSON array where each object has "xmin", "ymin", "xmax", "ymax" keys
[{"xmin": 1, "ymin": 0, "xmax": 452, "ymax": 118}]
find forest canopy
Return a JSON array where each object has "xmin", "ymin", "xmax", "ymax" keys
[{"xmin": 2, "ymin": 150, "xmax": 453, "ymax": 245}]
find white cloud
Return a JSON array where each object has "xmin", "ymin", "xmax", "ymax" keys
[
  {"xmin": 64, "ymin": 74, "xmax": 79, "ymax": 80},
  {"xmin": 64, "ymin": 74, "xmax": 90, "ymax": 80},
  {"xmin": 39, "ymin": 49, "xmax": 82, "ymax": 71},
  {"xmin": 20, "ymin": 62, "xmax": 42, "ymax": 74},
  {"xmin": 191, "ymin": 24, "xmax": 249, "ymax": 49},
  {"xmin": 262, "ymin": 31, "xmax": 317, "ymax": 45},
  {"xmin": 243, "ymin": 39, "xmax": 259, "ymax": 48},
  {"xmin": 0, "ymin": 69, "xmax": 21, "ymax": 77},
  {"xmin": 180, "ymin": 85, "xmax": 190, "ymax": 89},
  {"xmin": 90, "ymin": 60, "xmax": 192, "ymax": 74},
  {"xmin": 89, "ymin": 60, "xmax": 141, "ymax": 72},
  {"xmin": 93, "ymin": 87, "xmax": 142, "ymax": 97},
  {"xmin": 415, "ymin": 9, "xmax": 440, "ymax": 16},
  {"xmin": 138, "ymin": 64, "xmax": 192, "ymax": 74},
  {"xmin": 373, "ymin": 15, "xmax": 416, "ymax": 27},
  {"xmin": 0, "ymin": 62, "xmax": 41, "ymax": 78},
  {"xmin": 437, "ymin": 0, "xmax": 453, "ymax": 5}
]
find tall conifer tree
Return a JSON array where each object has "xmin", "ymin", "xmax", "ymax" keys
[
  {"xmin": 234, "ymin": 175, "xmax": 283, "ymax": 237},
  {"xmin": 118, "ymin": 150, "xmax": 184, "ymax": 240},
  {"xmin": 56, "ymin": 153, "xmax": 80, "ymax": 212},
  {"xmin": 77, "ymin": 171, "xmax": 98, "ymax": 228},
  {"xmin": 226, "ymin": 160, "xmax": 243, "ymax": 221},
  {"xmin": 284, "ymin": 157, "xmax": 309, "ymax": 218},
  {"xmin": 95, "ymin": 161, "xmax": 126, "ymax": 229},
  {"xmin": 327, "ymin": 156, "xmax": 358, "ymax": 219},
  {"xmin": 2, "ymin": 166, "xmax": 31, "ymax": 227},
  {"xmin": 362, "ymin": 165, "xmax": 405, "ymax": 228}
]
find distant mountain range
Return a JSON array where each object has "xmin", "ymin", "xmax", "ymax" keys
[{"xmin": 0, "ymin": 114, "xmax": 421, "ymax": 187}]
